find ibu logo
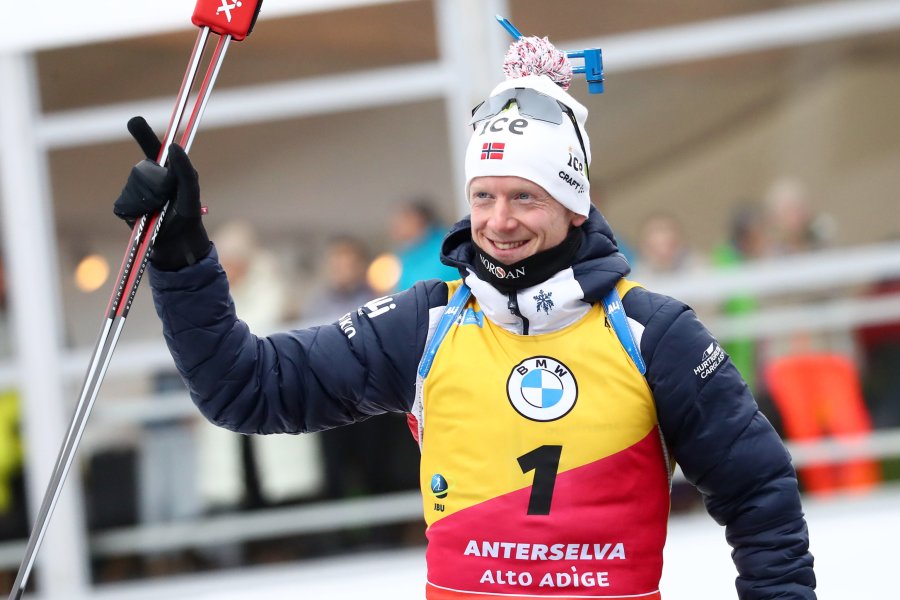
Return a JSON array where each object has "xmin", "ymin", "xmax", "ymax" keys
[
  {"xmin": 507, "ymin": 356, "xmax": 578, "ymax": 421},
  {"xmin": 430, "ymin": 474, "xmax": 450, "ymax": 499}
]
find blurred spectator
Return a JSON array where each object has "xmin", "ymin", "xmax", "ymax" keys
[
  {"xmin": 765, "ymin": 176, "xmax": 833, "ymax": 255},
  {"xmin": 592, "ymin": 183, "xmax": 636, "ymax": 266},
  {"xmin": 126, "ymin": 369, "xmax": 199, "ymax": 577},
  {"xmin": 0, "ymin": 389, "xmax": 23, "ymax": 539},
  {"xmin": 303, "ymin": 236, "xmax": 374, "ymax": 322},
  {"xmin": 856, "ymin": 268, "xmax": 900, "ymax": 430},
  {"xmin": 0, "ymin": 385, "xmax": 25, "ymax": 591},
  {"xmin": 760, "ymin": 177, "xmax": 840, "ymax": 357},
  {"xmin": 201, "ymin": 220, "xmax": 322, "ymax": 514},
  {"xmin": 591, "ymin": 178, "xmax": 637, "ymax": 267},
  {"xmin": 389, "ymin": 200, "xmax": 458, "ymax": 291},
  {"xmin": 631, "ymin": 212, "xmax": 705, "ymax": 279},
  {"xmin": 304, "ymin": 235, "xmax": 421, "ymax": 549},
  {"xmin": 615, "ymin": 235, "xmax": 637, "ymax": 268},
  {"xmin": 718, "ymin": 202, "xmax": 772, "ymax": 263},
  {"xmin": 0, "ymin": 255, "xmax": 26, "ymax": 546},
  {"xmin": 138, "ymin": 371, "xmax": 199, "ymax": 532},
  {"xmin": 631, "ymin": 212, "xmax": 709, "ymax": 512},
  {"xmin": 765, "ymin": 354, "xmax": 880, "ymax": 494},
  {"xmin": 711, "ymin": 202, "xmax": 772, "ymax": 392},
  {"xmin": 760, "ymin": 177, "xmax": 879, "ymax": 494}
]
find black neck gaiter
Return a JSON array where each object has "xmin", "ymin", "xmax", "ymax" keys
[{"xmin": 473, "ymin": 228, "xmax": 584, "ymax": 293}]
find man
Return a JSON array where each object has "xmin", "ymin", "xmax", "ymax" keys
[
  {"xmin": 389, "ymin": 200, "xmax": 459, "ymax": 291},
  {"xmin": 114, "ymin": 57, "xmax": 815, "ymax": 599}
]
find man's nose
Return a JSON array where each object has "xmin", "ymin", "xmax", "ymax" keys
[{"xmin": 488, "ymin": 198, "xmax": 516, "ymax": 230}]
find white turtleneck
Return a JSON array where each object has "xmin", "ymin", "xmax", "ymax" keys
[{"xmin": 463, "ymin": 267, "xmax": 592, "ymax": 335}]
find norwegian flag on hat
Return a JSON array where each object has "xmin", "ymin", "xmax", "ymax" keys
[{"xmin": 481, "ymin": 142, "xmax": 505, "ymax": 160}]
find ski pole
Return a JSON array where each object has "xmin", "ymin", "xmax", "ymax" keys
[
  {"xmin": 7, "ymin": 29, "xmax": 208, "ymax": 600},
  {"xmin": 7, "ymin": 2, "xmax": 263, "ymax": 598}
]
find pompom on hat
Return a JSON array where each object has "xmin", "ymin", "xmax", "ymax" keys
[{"xmin": 465, "ymin": 36, "xmax": 592, "ymax": 217}]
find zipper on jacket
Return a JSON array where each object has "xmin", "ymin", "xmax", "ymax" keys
[{"xmin": 507, "ymin": 292, "xmax": 530, "ymax": 335}]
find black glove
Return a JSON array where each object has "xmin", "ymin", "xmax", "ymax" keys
[{"xmin": 113, "ymin": 116, "xmax": 211, "ymax": 271}]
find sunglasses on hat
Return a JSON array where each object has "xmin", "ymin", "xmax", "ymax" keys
[
  {"xmin": 469, "ymin": 87, "xmax": 571, "ymax": 126},
  {"xmin": 469, "ymin": 87, "xmax": 589, "ymax": 177}
]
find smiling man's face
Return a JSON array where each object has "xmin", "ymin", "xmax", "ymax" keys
[{"xmin": 468, "ymin": 176, "xmax": 586, "ymax": 264}]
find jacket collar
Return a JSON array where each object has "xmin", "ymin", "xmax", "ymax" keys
[{"xmin": 441, "ymin": 207, "xmax": 630, "ymax": 335}]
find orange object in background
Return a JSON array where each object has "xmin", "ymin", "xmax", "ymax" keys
[{"xmin": 765, "ymin": 353, "xmax": 881, "ymax": 495}]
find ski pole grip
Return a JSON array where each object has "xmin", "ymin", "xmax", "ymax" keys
[{"xmin": 192, "ymin": 0, "xmax": 263, "ymax": 41}]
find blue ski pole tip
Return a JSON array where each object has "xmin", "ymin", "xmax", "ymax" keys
[{"xmin": 495, "ymin": 15, "xmax": 523, "ymax": 41}]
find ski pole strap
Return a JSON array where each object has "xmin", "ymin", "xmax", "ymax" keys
[
  {"xmin": 418, "ymin": 283, "xmax": 472, "ymax": 379},
  {"xmin": 602, "ymin": 286, "xmax": 647, "ymax": 375}
]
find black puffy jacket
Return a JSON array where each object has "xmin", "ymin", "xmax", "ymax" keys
[{"xmin": 148, "ymin": 207, "xmax": 815, "ymax": 599}]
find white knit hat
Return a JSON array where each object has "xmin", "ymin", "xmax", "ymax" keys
[{"xmin": 465, "ymin": 47, "xmax": 592, "ymax": 217}]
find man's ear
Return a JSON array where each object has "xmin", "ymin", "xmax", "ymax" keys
[{"xmin": 571, "ymin": 213, "xmax": 588, "ymax": 228}]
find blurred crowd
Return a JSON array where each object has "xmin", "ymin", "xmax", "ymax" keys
[
  {"xmin": 628, "ymin": 176, "xmax": 900, "ymax": 510},
  {"xmin": 1, "ymin": 176, "xmax": 900, "ymax": 585}
]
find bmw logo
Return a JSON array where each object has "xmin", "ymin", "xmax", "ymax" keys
[
  {"xmin": 430, "ymin": 474, "xmax": 450, "ymax": 498},
  {"xmin": 507, "ymin": 356, "xmax": 578, "ymax": 421}
]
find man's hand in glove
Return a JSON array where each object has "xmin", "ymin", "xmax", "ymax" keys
[{"xmin": 113, "ymin": 116, "xmax": 211, "ymax": 271}]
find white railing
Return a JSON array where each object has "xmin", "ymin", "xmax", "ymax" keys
[{"xmin": 635, "ymin": 240, "xmax": 900, "ymax": 303}]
